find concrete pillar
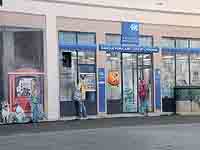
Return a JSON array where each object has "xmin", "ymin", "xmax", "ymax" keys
[
  {"xmin": 2, "ymin": 31, "xmax": 15, "ymax": 100},
  {"xmin": 45, "ymin": 14, "xmax": 59, "ymax": 120}
]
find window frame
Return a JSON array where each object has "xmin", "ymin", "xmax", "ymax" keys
[{"xmin": 161, "ymin": 37, "xmax": 200, "ymax": 93}]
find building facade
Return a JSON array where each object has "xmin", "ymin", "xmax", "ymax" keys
[{"xmin": 1, "ymin": 0, "xmax": 200, "ymax": 123}]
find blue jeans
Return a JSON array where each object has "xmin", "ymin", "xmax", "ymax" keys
[
  {"xmin": 32, "ymin": 104, "xmax": 39, "ymax": 122},
  {"xmin": 140, "ymin": 98, "xmax": 148, "ymax": 113},
  {"xmin": 79, "ymin": 101, "xmax": 87, "ymax": 118}
]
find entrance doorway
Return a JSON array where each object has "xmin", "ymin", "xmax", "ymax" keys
[
  {"xmin": 122, "ymin": 53, "xmax": 137, "ymax": 112},
  {"xmin": 59, "ymin": 51, "xmax": 97, "ymax": 117},
  {"xmin": 107, "ymin": 52, "xmax": 154, "ymax": 114},
  {"xmin": 138, "ymin": 54, "xmax": 154, "ymax": 112}
]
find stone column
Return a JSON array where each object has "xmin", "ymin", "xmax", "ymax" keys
[{"xmin": 45, "ymin": 14, "xmax": 59, "ymax": 120}]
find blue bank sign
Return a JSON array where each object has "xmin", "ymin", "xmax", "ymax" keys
[
  {"xmin": 99, "ymin": 44, "xmax": 159, "ymax": 53},
  {"xmin": 121, "ymin": 22, "xmax": 139, "ymax": 45}
]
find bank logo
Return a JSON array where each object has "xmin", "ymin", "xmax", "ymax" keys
[{"xmin": 130, "ymin": 24, "xmax": 139, "ymax": 32}]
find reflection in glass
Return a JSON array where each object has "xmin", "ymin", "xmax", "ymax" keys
[
  {"xmin": 191, "ymin": 40, "xmax": 200, "ymax": 48},
  {"xmin": 175, "ymin": 39, "xmax": 189, "ymax": 48},
  {"xmin": 190, "ymin": 53, "xmax": 200, "ymax": 86},
  {"xmin": 138, "ymin": 54, "xmax": 152, "ymax": 69},
  {"xmin": 122, "ymin": 54, "xmax": 137, "ymax": 112},
  {"xmin": 59, "ymin": 52, "xmax": 77, "ymax": 101},
  {"xmin": 176, "ymin": 54, "xmax": 189, "ymax": 86},
  {"xmin": 139, "ymin": 36, "xmax": 153, "ymax": 47},
  {"xmin": 105, "ymin": 34, "xmax": 121, "ymax": 45},
  {"xmin": 161, "ymin": 38, "xmax": 175, "ymax": 48},
  {"xmin": 78, "ymin": 51, "xmax": 95, "ymax": 64},
  {"xmin": 59, "ymin": 32, "xmax": 76, "ymax": 44},
  {"xmin": 77, "ymin": 33, "xmax": 96, "ymax": 44},
  {"xmin": 161, "ymin": 52, "xmax": 175, "ymax": 98}
]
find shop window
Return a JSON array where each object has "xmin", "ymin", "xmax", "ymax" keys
[
  {"xmin": 59, "ymin": 52, "xmax": 77, "ymax": 101},
  {"xmin": 161, "ymin": 52, "xmax": 175, "ymax": 98},
  {"xmin": 58, "ymin": 31, "xmax": 97, "ymax": 104},
  {"xmin": 14, "ymin": 31, "xmax": 44, "ymax": 70},
  {"xmin": 161, "ymin": 38, "xmax": 175, "ymax": 48},
  {"xmin": 62, "ymin": 52, "xmax": 72, "ymax": 68},
  {"xmin": 77, "ymin": 33, "xmax": 96, "ymax": 44},
  {"xmin": 190, "ymin": 40, "xmax": 200, "ymax": 48},
  {"xmin": 190, "ymin": 53, "xmax": 200, "ymax": 86},
  {"xmin": 176, "ymin": 54, "xmax": 189, "ymax": 86},
  {"xmin": 59, "ymin": 32, "xmax": 76, "ymax": 44},
  {"xmin": 106, "ymin": 52, "xmax": 122, "ymax": 100},
  {"xmin": 138, "ymin": 54, "xmax": 152, "ymax": 66},
  {"xmin": 139, "ymin": 36, "xmax": 153, "ymax": 47},
  {"xmin": 175, "ymin": 39, "xmax": 189, "ymax": 48},
  {"xmin": 105, "ymin": 34, "xmax": 121, "ymax": 45},
  {"xmin": 78, "ymin": 51, "xmax": 95, "ymax": 65}
]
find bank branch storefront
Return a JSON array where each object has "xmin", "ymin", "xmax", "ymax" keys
[
  {"xmin": 58, "ymin": 22, "xmax": 160, "ymax": 117},
  {"xmin": 99, "ymin": 45, "xmax": 159, "ymax": 114}
]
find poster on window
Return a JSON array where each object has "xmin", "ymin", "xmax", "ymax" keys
[
  {"xmin": 79, "ymin": 73, "xmax": 96, "ymax": 91},
  {"xmin": 107, "ymin": 71, "xmax": 120, "ymax": 87}
]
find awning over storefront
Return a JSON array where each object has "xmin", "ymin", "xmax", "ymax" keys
[
  {"xmin": 59, "ymin": 43, "xmax": 97, "ymax": 51},
  {"xmin": 99, "ymin": 44, "xmax": 159, "ymax": 53},
  {"xmin": 162, "ymin": 48, "xmax": 200, "ymax": 53}
]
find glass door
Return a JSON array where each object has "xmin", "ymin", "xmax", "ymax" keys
[
  {"xmin": 78, "ymin": 51, "xmax": 97, "ymax": 115},
  {"xmin": 122, "ymin": 53, "xmax": 138, "ymax": 112},
  {"xmin": 138, "ymin": 54, "xmax": 154, "ymax": 112}
]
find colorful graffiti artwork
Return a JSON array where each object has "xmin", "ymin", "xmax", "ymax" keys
[{"xmin": 0, "ymin": 68, "xmax": 46, "ymax": 124}]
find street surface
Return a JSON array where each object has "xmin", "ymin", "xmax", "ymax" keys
[{"xmin": 0, "ymin": 116, "xmax": 200, "ymax": 150}]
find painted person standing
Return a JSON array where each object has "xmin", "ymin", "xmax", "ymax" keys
[{"xmin": 30, "ymin": 79, "xmax": 40, "ymax": 123}]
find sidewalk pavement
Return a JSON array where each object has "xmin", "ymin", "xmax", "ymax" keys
[
  {"xmin": 1, "ymin": 113, "xmax": 200, "ymax": 136},
  {"xmin": 60, "ymin": 112, "xmax": 174, "ymax": 121}
]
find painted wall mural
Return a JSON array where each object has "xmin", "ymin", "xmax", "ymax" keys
[{"xmin": 0, "ymin": 69, "xmax": 46, "ymax": 124}]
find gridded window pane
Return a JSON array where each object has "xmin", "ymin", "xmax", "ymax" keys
[
  {"xmin": 106, "ymin": 52, "xmax": 121, "ymax": 100},
  {"xmin": 161, "ymin": 53, "xmax": 175, "ymax": 97},
  {"xmin": 176, "ymin": 39, "xmax": 189, "ymax": 48},
  {"xmin": 176, "ymin": 54, "xmax": 189, "ymax": 86},
  {"xmin": 78, "ymin": 51, "xmax": 95, "ymax": 64},
  {"xmin": 139, "ymin": 36, "xmax": 153, "ymax": 47},
  {"xmin": 77, "ymin": 33, "xmax": 95, "ymax": 44},
  {"xmin": 191, "ymin": 40, "xmax": 200, "ymax": 48},
  {"xmin": 105, "ymin": 34, "xmax": 121, "ymax": 45},
  {"xmin": 59, "ymin": 52, "xmax": 77, "ymax": 101},
  {"xmin": 190, "ymin": 53, "xmax": 200, "ymax": 85},
  {"xmin": 138, "ymin": 54, "xmax": 152, "ymax": 66},
  {"xmin": 161, "ymin": 38, "xmax": 175, "ymax": 48},
  {"xmin": 59, "ymin": 32, "xmax": 76, "ymax": 44}
]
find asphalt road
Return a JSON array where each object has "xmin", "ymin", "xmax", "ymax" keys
[
  {"xmin": 0, "ymin": 123, "xmax": 200, "ymax": 150},
  {"xmin": 1, "ymin": 116, "xmax": 200, "ymax": 150}
]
